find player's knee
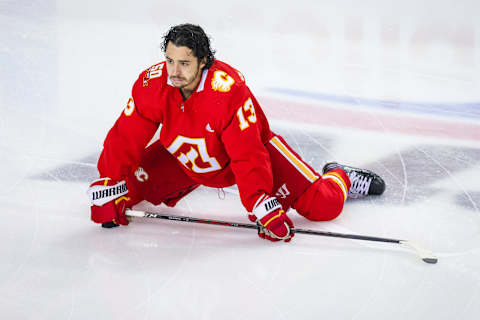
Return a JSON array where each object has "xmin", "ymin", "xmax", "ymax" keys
[
  {"xmin": 301, "ymin": 200, "xmax": 343, "ymax": 221},
  {"xmin": 293, "ymin": 180, "xmax": 345, "ymax": 221},
  {"xmin": 295, "ymin": 198, "xmax": 343, "ymax": 221}
]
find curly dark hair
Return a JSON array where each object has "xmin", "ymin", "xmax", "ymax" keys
[{"xmin": 161, "ymin": 24, "xmax": 215, "ymax": 70}]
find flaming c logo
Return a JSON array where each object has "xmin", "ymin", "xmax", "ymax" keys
[{"xmin": 211, "ymin": 71, "xmax": 235, "ymax": 92}]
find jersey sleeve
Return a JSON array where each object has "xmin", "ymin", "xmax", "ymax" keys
[
  {"xmin": 220, "ymin": 85, "xmax": 274, "ymax": 212},
  {"xmin": 97, "ymin": 75, "xmax": 160, "ymax": 181}
]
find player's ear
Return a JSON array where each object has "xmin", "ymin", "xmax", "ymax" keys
[{"xmin": 199, "ymin": 57, "xmax": 207, "ymax": 70}]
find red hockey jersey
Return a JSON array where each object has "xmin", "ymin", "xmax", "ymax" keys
[{"xmin": 98, "ymin": 60, "xmax": 275, "ymax": 212}]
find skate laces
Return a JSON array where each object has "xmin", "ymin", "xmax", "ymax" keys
[{"xmin": 348, "ymin": 172, "xmax": 372, "ymax": 198}]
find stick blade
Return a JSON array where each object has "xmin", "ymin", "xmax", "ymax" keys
[
  {"xmin": 422, "ymin": 257, "xmax": 438, "ymax": 264},
  {"xmin": 401, "ymin": 240, "xmax": 438, "ymax": 264}
]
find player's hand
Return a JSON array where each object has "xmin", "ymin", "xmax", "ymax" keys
[
  {"xmin": 249, "ymin": 196, "xmax": 294, "ymax": 242},
  {"xmin": 87, "ymin": 178, "xmax": 130, "ymax": 227}
]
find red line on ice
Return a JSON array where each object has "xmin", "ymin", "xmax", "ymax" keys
[{"xmin": 259, "ymin": 96, "xmax": 480, "ymax": 142}]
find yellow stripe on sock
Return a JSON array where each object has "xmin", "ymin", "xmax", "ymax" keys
[
  {"xmin": 323, "ymin": 172, "xmax": 348, "ymax": 201},
  {"xmin": 270, "ymin": 137, "xmax": 318, "ymax": 183}
]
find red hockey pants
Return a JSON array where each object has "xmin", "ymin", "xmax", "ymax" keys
[{"xmin": 124, "ymin": 135, "xmax": 350, "ymax": 221}]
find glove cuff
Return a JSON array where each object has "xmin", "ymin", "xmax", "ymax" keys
[
  {"xmin": 251, "ymin": 195, "xmax": 282, "ymax": 220},
  {"xmin": 87, "ymin": 178, "xmax": 128, "ymax": 206}
]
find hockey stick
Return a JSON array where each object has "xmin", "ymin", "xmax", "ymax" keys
[{"xmin": 126, "ymin": 209, "xmax": 438, "ymax": 264}]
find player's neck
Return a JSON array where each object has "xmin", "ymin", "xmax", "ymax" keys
[
  {"xmin": 180, "ymin": 87, "xmax": 194, "ymax": 100},
  {"xmin": 179, "ymin": 88, "xmax": 191, "ymax": 101},
  {"xmin": 180, "ymin": 70, "xmax": 202, "ymax": 100}
]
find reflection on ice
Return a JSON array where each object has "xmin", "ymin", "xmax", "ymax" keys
[{"xmin": 1, "ymin": 0, "xmax": 480, "ymax": 319}]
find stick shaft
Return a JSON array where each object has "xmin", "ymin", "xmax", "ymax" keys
[
  {"xmin": 126, "ymin": 210, "xmax": 438, "ymax": 264},
  {"xmin": 126, "ymin": 210, "xmax": 402, "ymax": 244}
]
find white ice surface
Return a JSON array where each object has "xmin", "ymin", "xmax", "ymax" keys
[{"xmin": 1, "ymin": 0, "xmax": 480, "ymax": 319}]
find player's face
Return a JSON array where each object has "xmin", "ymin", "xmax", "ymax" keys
[{"xmin": 165, "ymin": 42, "xmax": 206, "ymax": 92}]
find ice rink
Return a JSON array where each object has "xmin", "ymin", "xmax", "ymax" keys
[{"xmin": 1, "ymin": 0, "xmax": 480, "ymax": 319}]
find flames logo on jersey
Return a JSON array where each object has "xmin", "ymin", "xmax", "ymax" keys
[
  {"xmin": 211, "ymin": 70, "xmax": 235, "ymax": 92},
  {"xmin": 167, "ymin": 136, "xmax": 221, "ymax": 174}
]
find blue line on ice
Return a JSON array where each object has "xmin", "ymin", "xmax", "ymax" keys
[{"xmin": 267, "ymin": 88, "xmax": 480, "ymax": 120}]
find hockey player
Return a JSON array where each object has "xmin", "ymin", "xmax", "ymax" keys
[{"xmin": 87, "ymin": 24, "xmax": 385, "ymax": 242}]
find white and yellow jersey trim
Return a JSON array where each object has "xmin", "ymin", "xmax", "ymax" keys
[{"xmin": 269, "ymin": 136, "xmax": 319, "ymax": 184}]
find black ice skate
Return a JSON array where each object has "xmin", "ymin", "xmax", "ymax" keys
[{"xmin": 322, "ymin": 162, "xmax": 386, "ymax": 199}]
